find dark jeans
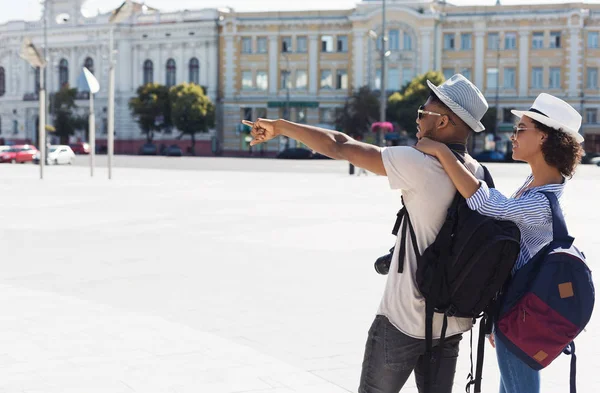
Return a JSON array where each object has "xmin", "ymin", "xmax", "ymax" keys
[{"xmin": 358, "ymin": 315, "xmax": 462, "ymax": 393}]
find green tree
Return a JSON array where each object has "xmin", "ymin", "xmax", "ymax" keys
[
  {"xmin": 387, "ymin": 71, "xmax": 445, "ymax": 136},
  {"xmin": 335, "ymin": 86, "xmax": 380, "ymax": 139},
  {"xmin": 51, "ymin": 86, "xmax": 78, "ymax": 144},
  {"xmin": 169, "ymin": 83, "xmax": 215, "ymax": 155},
  {"xmin": 128, "ymin": 83, "xmax": 172, "ymax": 143}
]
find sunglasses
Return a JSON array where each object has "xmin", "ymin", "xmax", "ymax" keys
[
  {"xmin": 512, "ymin": 125, "xmax": 534, "ymax": 138},
  {"xmin": 417, "ymin": 105, "xmax": 456, "ymax": 125}
]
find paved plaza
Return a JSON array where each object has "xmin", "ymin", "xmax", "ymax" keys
[{"xmin": 0, "ymin": 157, "xmax": 599, "ymax": 393}]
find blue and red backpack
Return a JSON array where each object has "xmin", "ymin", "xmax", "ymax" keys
[{"xmin": 495, "ymin": 191, "xmax": 595, "ymax": 393}]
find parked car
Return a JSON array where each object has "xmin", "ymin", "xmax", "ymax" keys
[
  {"xmin": 165, "ymin": 145, "xmax": 183, "ymax": 157},
  {"xmin": 276, "ymin": 148, "xmax": 314, "ymax": 159},
  {"xmin": 46, "ymin": 145, "xmax": 76, "ymax": 165},
  {"xmin": 0, "ymin": 146, "xmax": 11, "ymax": 154},
  {"xmin": 70, "ymin": 142, "xmax": 90, "ymax": 155},
  {"xmin": 0, "ymin": 145, "xmax": 38, "ymax": 164},
  {"xmin": 473, "ymin": 150, "xmax": 506, "ymax": 162},
  {"xmin": 139, "ymin": 143, "xmax": 158, "ymax": 155}
]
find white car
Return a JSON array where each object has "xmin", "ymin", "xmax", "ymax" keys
[{"xmin": 46, "ymin": 145, "xmax": 75, "ymax": 165}]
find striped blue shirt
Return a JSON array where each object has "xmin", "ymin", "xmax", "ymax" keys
[{"xmin": 466, "ymin": 174, "xmax": 565, "ymax": 273}]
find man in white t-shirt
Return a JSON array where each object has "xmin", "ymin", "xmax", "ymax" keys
[{"xmin": 243, "ymin": 74, "xmax": 488, "ymax": 393}]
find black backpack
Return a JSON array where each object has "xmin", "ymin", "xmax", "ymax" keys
[{"xmin": 392, "ymin": 156, "xmax": 521, "ymax": 393}]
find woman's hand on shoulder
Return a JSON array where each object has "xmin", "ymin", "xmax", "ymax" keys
[{"xmin": 414, "ymin": 137, "xmax": 446, "ymax": 158}]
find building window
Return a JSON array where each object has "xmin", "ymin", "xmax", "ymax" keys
[
  {"xmin": 297, "ymin": 108, "xmax": 307, "ymax": 124},
  {"xmin": 532, "ymin": 32, "xmax": 544, "ymax": 49},
  {"xmin": 531, "ymin": 67, "xmax": 543, "ymax": 88},
  {"xmin": 256, "ymin": 71, "xmax": 268, "ymax": 91},
  {"xmin": 296, "ymin": 36, "xmax": 307, "ymax": 53},
  {"xmin": 461, "ymin": 33, "xmax": 472, "ymax": 50},
  {"xmin": 321, "ymin": 35, "xmax": 334, "ymax": 52},
  {"xmin": 336, "ymin": 69, "xmax": 348, "ymax": 90},
  {"xmin": 242, "ymin": 71, "xmax": 253, "ymax": 90},
  {"xmin": 320, "ymin": 108, "xmax": 335, "ymax": 123},
  {"xmin": 282, "ymin": 37, "xmax": 292, "ymax": 53},
  {"xmin": 585, "ymin": 108, "xmax": 598, "ymax": 124},
  {"xmin": 189, "ymin": 58, "xmax": 200, "ymax": 84},
  {"xmin": 388, "ymin": 30, "xmax": 399, "ymax": 51},
  {"xmin": 143, "ymin": 60, "xmax": 153, "ymax": 84},
  {"xmin": 588, "ymin": 67, "xmax": 598, "ymax": 89},
  {"xmin": 257, "ymin": 37, "xmax": 268, "ymax": 53},
  {"xmin": 588, "ymin": 32, "xmax": 599, "ymax": 49},
  {"xmin": 487, "ymin": 68, "xmax": 498, "ymax": 89},
  {"xmin": 0, "ymin": 67, "xmax": 3, "ymax": 97},
  {"xmin": 504, "ymin": 67, "xmax": 516, "ymax": 89},
  {"xmin": 443, "ymin": 33, "xmax": 455, "ymax": 50},
  {"xmin": 0, "ymin": 115, "xmax": 2, "ymax": 134},
  {"xmin": 443, "ymin": 68, "xmax": 454, "ymax": 81},
  {"xmin": 488, "ymin": 33, "xmax": 499, "ymax": 50},
  {"xmin": 461, "ymin": 68, "xmax": 471, "ymax": 81},
  {"xmin": 255, "ymin": 108, "xmax": 267, "ymax": 119},
  {"xmin": 84, "ymin": 57, "xmax": 94, "ymax": 74},
  {"xmin": 403, "ymin": 33, "xmax": 412, "ymax": 50},
  {"xmin": 550, "ymin": 32, "xmax": 561, "ymax": 48},
  {"xmin": 280, "ymin": 70, "xmax": 291, "ymax": 90},
  {"xmin": 321, "ymin": 69, "xmax": 333, "ymax": 89},
  {"xmin": 504, "ymin": 33, "xmax": 517, "ymax": 50},
  {"xmin": 242, "ymin": 37, "xmax": 252, "ymax": 54},
  {"xmin": 388, "ymin": 67, "xmax": 400, "ymax": 90},
  {"xmin": 166, "ymin": 59, "xmax": 176, "ymax": 87},
  {"xmin": 549, "ymin": 67, "xmax": 561, "ymax": 89},
  {"xmin": 503, "ymin": 108, "xmax": 516, "ymax": 123},
  {"xmin": 242, "ymin": 107, "xmax": 253, "ymax": 121},
  {"xmin": 402, "ymin": 67, "xmax": 414, "ymax": 86},
  {"xmin": 296, "ymin": 70, "xmax": 307, "ymax": 90},
  {"xmin": 59, "ymin": 58, "xmax": 69, "ymax": 87},
  {"xmin": 337, "ymin": 35, "xmax": 348, "ymax": 52},
  {"xmin": 34, "ymin": 67, "xmax": 40, "ymax": 93}
]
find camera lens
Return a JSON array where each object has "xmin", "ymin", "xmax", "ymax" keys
[{"xmin": 374, "ymin": 253, "xmax": 393, "ymax": 275}]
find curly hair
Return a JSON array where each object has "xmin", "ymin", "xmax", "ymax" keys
[{"xmin": 532, "ymin": 119, "xmax": 583, "ymax": 178}]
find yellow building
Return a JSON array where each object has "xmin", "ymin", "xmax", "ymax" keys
[{"xmin": 219, "ymin": 1, "xmax": 600, "ymax": 155}]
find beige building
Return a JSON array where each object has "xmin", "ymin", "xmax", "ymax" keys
[{"xmin": 219, "ymin": 0, "xmax": 600, "ymax": 155}]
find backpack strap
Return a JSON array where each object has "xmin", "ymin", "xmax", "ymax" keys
[
  {"xmin": 563, "ymin": 342, "xmax": 577, "ymax": 393},
  {"xmin": 541, "ymin": 191, "xmax": 574, "ymax": 246},
  {"xmin": 392, "ymin": 197, "xmax": 420, "ymax": 274}
]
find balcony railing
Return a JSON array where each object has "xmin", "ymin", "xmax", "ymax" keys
[{"xmin": 23, "ymin": 92, "xmax": 39, "ymax": 101}]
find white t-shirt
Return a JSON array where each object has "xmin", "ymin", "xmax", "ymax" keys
[{"xmin": 378, "ymin": 146, "xmax": 485, "ymax": 339}]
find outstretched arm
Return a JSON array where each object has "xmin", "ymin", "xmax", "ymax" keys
[{"xmin": 243, "ymin": 119, "xmax": 387, "ymax": 176}]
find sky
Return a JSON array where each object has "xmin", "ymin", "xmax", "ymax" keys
[{"xmin": 0, "ymin": 0, "xmax": 597, "ymax": 24}]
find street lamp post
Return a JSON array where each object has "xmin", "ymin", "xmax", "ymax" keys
[
  {"xmin": 379, "ymin": 0, "xmax": 387, "ymax": 147},
  {"xmin": 20, "ymin": 38, "xmax": 47, "ymax": 180}
]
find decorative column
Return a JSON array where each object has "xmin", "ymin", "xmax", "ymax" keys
[
  {"xmin": 420, "ymin": 29, "xmax": 432, "ymax": 73},
  {"xmin": 567, "ymin": 27, "xmax": 582, "ymax": 97},
  {"xmin": 518, "ymin": 30, "xmax": 530, "ymax": 97},
  {"xmin": 224, "ymin": 36, "xmax": 235, "ymax": 99},
  {"xmin": 353, "ymin": 31, "xmax": 365, "ymax": 89},
  {"xmin": 474, "ymin": 30, "xmax": 485, "ymax": 89},
  {"xmin": 309, "ymin": 34, "xmax": 319, "ymax": 94},
  {"xmin": 268, "ymin": 35, "xmax": 278, "ymax": 95}
]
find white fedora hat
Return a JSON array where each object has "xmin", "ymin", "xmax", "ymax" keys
[
  {"xmin": 511, "ymin": 93, "xmax": 584, "ymax": 143},
  {"xmin": 427, "ymin": 74, "xmax": 488, "ymax": 133}
]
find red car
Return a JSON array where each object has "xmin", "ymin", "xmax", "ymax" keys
[
  {"xmin": 0, "ymin": 145, "xmax": 39, "ymax": 163},
  {"xmin": 70, "ymin": 142, "xmax": 90, "ymax": 155}
]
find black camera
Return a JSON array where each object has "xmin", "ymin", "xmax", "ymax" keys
[{"xmin": 374, "ymin": 247, "xmax": 395, "ymax": 275}]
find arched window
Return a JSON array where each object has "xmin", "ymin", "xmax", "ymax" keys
[
  {"xmin": 0, "ymin": 67, "xmax": 5, "ymax": 96},
  {"xmin": 189, "ymin": 58, "xmax": 199, "ymax": 85},
  {"xmin": 59, "ymin": 59, "xmax": 69, "ymax": 88},
  {"xmin": 143, "ymin": 60, "xmax": 153, "ymax": 85},
  {"xmin": 84, "ymin": 57, "xmax": 94, "ymax": 75},
  {"xmin": 166, "ymin": 59, "xmax": 176, "ymax": 87}
]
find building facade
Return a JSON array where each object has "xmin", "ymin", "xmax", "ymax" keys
[
  {"xmin": 0, "ymin": 0, "xmax": 220, "ymax": 154},
  {"xmin": 220, "ymin": 0, "xmax": 600, "ymax": 154},
  {"xmin": 1, "ymin": 0, "xmax": 600, "ymax": 155}
]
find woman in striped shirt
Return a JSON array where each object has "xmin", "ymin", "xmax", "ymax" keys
[{"xmin": 414, "ymin": 93, "xmax": 584, "ymax": 393}]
